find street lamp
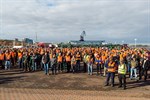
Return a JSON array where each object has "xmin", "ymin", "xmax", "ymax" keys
[
  {"xmin": 134, "ymin": 38, "xmax": 137, "ymax": 48},
  {"xmin": 122, "ymin": 40, "xmax": 124, "ymax": 45}
]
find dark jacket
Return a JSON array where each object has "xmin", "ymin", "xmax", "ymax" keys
[
  {"xmin": 42, "ymin": 54, "xmax": 50, "ymax": 64},
  {"xmin": 51, "ymin": 57, "xmax": 57, "ymax": 66},
  {"xmin": 144, "ymin": 59, "xmax": 150, "ymax": 70}
]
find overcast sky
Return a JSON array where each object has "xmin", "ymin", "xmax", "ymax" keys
[{"xmin": 0, "ymin": 0, "xmax": 150, "ymax": 44}]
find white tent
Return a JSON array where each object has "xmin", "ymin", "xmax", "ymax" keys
[{"xmin": 13, "ymin": 46, "xmax": 23, "ymax": 48}]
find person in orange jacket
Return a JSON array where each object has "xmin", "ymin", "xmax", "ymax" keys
[
  {"xmin": 18, "ymin": 51, "xmax": 23, "ymax": 68},
  {"xmin": 0, "ymin": 51, "xmax": 5, "ymax": 69},
  {"xmin": 75, "ymin": 52, "xmax": 81, "ymax": 72},
  {"xmin": 65, "ymin": 53, "xmax": 71, "ymax": 73},
  {"xmin": 105, "ymin": 57, "xmax": 117, "ymax": 87},
  {"xmin": 5, "ymin": 50, "xmax": 12, "ymax": 70},
  {"xmin": 57, "ymin": 53, "xmax": 63, "ymax": 73},
  {"xmin": 95, "ymin": 54, "xmax": 102, "ymax": 76},
  {"xmin": 10, "ymin": 50, "xmax": 16, "ymax": 67}
]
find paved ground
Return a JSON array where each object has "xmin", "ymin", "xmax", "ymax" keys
[
  {"xmin": 0, "ymin": 69, "xmax": 150, "ymax": 100},
  {"xmin": 0, "ymin": 88, "xmax": 150, "ymax": 100}
]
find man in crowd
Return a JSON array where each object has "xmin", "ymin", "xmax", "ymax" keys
[
  {"xmin": 118, "ymin": 60, "xmax": 127, "ymax": 90},
  {"xmin": 105, "ymin": 57, "xmax": 117, "ymax": 87},
  {"xmin": 76, "ymin": 52, "xmax": 81, "ymax": 72},
  {"xmin": 42, "ymin": 52, "xmax": 50, "ymax": 75},
  {"xmin": 130, "ymin": 57, "xmax": 138, "ymax": 80},
  {"xmin": 5, "ymin": 50, "xmax": 12, "ymax": 70},
  {"xmin": 0, "ymin": 51, "xmax": 5, "ymax": 69},
  {"xmin": 51, "ymin": 53, "xmax": 57, "ymax": 75}
]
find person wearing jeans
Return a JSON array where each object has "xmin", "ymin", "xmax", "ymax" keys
[
  {"xmin": 103, "ymin": 57, "xmax": 109, "ymax": 77},
  {"xmin": 105, "ymin": 57, "xmax": 116, "ymax": 87},
  {"xmin": 95, "ymin": 54, "xmax": 102, "ymax": 76},
  {"xmin": 51, "ymin": 54, "xmax": 57, "ymax": 75},
  {"xmin": 130, "ymin": 68, "xmax": 137, "ymax": 79},
  {"xmin": 88, "ymin": 63, "xmax": 93, "ymax": 75},
  {"xmin": 130, "ymin": 57, "xmax": 138, "ymax": 80},
  {"xmin": 44, "ymin": 63, "xmax": 49, "ymax": 75},
  {"xmin": 5, "ymin": 51, "xmax": 11, "ymax": 70},
  {"xmin": 87, "ymin": 55, "xmax": 93, "ymax": 75},
  {"xmin": 5, "ymin": 60, "xmax": 11, "ymax": 70},
  {"xmin": 31, "ymin": 53, "xmax": 37, "ymax": 71},
  {"xmin": 42, "ymin": 52, "xmax": 50, "ymax": 75}
]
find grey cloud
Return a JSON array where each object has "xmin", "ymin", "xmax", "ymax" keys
[{"xmin": 0, "ymin": 0, "xmax": 149, "ymax": 43}]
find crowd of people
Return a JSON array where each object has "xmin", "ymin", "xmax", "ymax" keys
[{"xmin": 0, "ymin": 46, "xmax": 150, "ymax": 90}]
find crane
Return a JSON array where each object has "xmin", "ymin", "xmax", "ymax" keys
[{"xmin": 80, "ymin": 31, "xmax": 86, "ymax": 41}]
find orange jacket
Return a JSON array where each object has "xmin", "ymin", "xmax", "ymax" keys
[
  {"xmin": 102, "ymin": 55, "xmax": 106, "ymax": 63},
  {"xmin": 107, "ymin": 62, "xmax": 116, "ymax": 72},
  {"xmin": 18, "ymin": 53, "xmax": 23, "ymax": 59},
  {"xmin": 5, "ymin": 53, "xmax": 11, "ymax": 60},
  {"xmin": 65, "ymin": 55, "xmax": 71, "ymax": 62},
  {"xmin": 76, "ymin": 54, "xmax": 81, "ymax": 61},
  {"xmin": 0, "ymin": 54, "xmax": 5, "ymax": 60},
  {"xmin": 11, "ymin": 52, "xmax": 15, "ymax": 58},
  {"xmin": 57, "ymin": 55, "xmax": 63, "ymax": 62}
]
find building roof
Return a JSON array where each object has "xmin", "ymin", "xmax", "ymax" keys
[{"xmin": 70, "ymin": 40, "xmax": 105, "ymax": 45}]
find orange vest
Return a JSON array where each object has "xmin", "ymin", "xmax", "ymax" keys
[
  {"xmin": 65, "ymin": 55, "xmax": 71, "ymax": 62},
  {"xmin": 76, "ymin": 54, "xmax": 81, "ymax": 60},
  {"xmin": 18, "ymin": 53, "xmax": 23, "ymax": 59},
  {"xmin": 0, "ymin": 54, "xmax": 5, "ymax": 60},
  {"xmin": 102, "ymin": 56, "xmax": 106, "ymax": 63},
  {"xmin": 108, "ymin": 62, "xmax": 116, "ymax": 72},
  {"xmin": 95, "ymin": 57, "xmax": 101, "ymax": 64},
  {"xmin": 5, "ymin": 53, "xmax": 11, "ymax": 60},
  {"xmin": 11, "ymin": 52, "xmax": 15, "ymax": 58},
  {"xmin": 120, "ymin": 55, "xmax": 124, "ymax": 61},
  {"xmin": 57, "ymin": 56, "xmax": 63, "ymax": 62}
]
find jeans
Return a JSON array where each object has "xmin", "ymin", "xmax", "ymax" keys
[
  {"xmin": 71, "ymin": 64, "xmax": 76, "ymax": 73},
  {"xmin": 23, "ymin": 62, "xmax": 29, "ymax": 71},
  {"xmin": 51, "ymin": 64, "xmax": 57, "ymax": 74},
  {"xmin": 130, "ymin": 68, "xmax": 137, "ymax": 79},
  {"xmin": 96, "ymin": 63, "xmax": 102, "ymax": 75},
  {"xmin": 127, "ymin": 62, "xmax": 131, "ymax": 73},
  {"xmin": 5, "ymin": 60, "xmax": 11, "ymax": 70},
  {"xmin": 76, "ymin": 60, "xmax": 80, "ymax": 71},
  {"xmin": 88, "ymin": 63, "xmax": 93, "ymax": 75},
  {"xmin": 103, "ymin": 67, "xmax": 107, "ymax": 76},
  {"xmin": 18, "ymin": 59, "xmax": 23, "ymax": 68},
  {"xmin": 32, "ymin": 62, "xmax": 37, "ymax": 71},
  {"xmin": 58, "ymin": 62, "xmax": 63, "ymax": 72},
  {"xmin": 106, "ymin": 72, "xmax": 115, "ymax": 85},
  {"xmin": 44, "ymin": 63, "xmax": 49, "ymax": 74}
]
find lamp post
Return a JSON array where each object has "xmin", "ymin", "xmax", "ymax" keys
[
  {"xmin": 122, "ymin": 40, "xmax": 124, "ymax": 45},
  {"xmin": 134, "ymin": 38, "xmax": 137, "ymax": 48}
]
